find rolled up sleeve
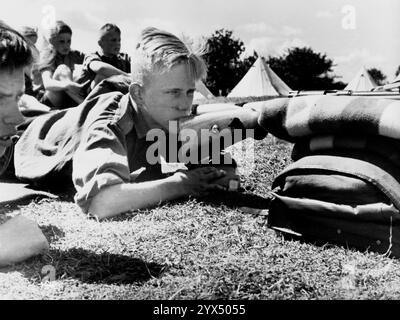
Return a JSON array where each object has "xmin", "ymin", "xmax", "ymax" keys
[{"xmin": 73, "ymin": 113, "xmax": 131, "ymax": 213}]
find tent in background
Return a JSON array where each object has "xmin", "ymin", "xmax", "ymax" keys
[
  {"xmin": 227, "ymin": 56, "xmax": 291, "ymax": 97},
  {"xmin": 194, "ymin": 81, "xmax": 214, "ymax": 100},
  {"xmin": 345, "ymin": 66, "xmax": 377, "ymax": 91}
]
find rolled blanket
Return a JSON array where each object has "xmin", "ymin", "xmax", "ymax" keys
[
  {"xmin": 258, "ymin": 95, "xmax": 400, "ymax": 142},
  {"xmin": 269, "ymin": 153, "xmax": 400, "ymax": 256},
  {"xmin": 291, "ymin": 134, "xmax": 400, "ymax": 167},
  {"xmin": 277, "ymin": 173, "xmax": 389, "ymax": 206},
  {"xmin": 265, "ymin": 95, "xmax": 400, "ymax": 257},
  {"xmin": 272, "ymin": 152, "xmax": 400, "ymax": 210}
]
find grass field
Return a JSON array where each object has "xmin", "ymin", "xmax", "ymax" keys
[{"xmin": 1, "ymin": 135, "xmax": 400, "ymax": 300}]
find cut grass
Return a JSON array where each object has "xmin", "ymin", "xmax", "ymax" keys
[{"xmin": 1, "ymin": 136, "xmax": 400, "ymax": 299}]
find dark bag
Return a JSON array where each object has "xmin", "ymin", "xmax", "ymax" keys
[{"xmin": 268, "ymin": 153, "xmax": 400, "ymax": 257}]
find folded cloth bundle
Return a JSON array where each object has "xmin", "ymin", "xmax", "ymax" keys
[
  {"xmin": 258, "ymin": 95, "xmax": 400, "ymax": 142},
  {"xmin": 257, "ymin": 95, "xmax": 400, "ymax": 256}
]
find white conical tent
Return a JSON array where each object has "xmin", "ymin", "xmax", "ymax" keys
[
  {"xmin": 194, "ymin": 81, "xmax": 214, "ymax": 100},
  {"xmin": 344, "ymin": 66, "xmax": 377, "ymax": 91},
  {"xmin": 227, "ymin": 57, "xmax": 291, "ymax": 97}
]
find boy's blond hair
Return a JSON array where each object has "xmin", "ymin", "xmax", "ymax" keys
[{"xmin": 131, "ymin": 27, "xmax": 207, "ymax": 85}]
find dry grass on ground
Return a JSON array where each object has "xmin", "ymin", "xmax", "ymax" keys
[{"xmin": 2, "ymin": 136, "xmax": 400, "ymax": 300}]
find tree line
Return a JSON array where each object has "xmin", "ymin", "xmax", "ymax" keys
[{"xmin": 202, "ymin": 29, "xmax": 399, "ymax": 96}]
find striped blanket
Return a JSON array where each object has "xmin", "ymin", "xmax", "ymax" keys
[
  {"xmin": 256, "ymin": 94, "xmax": 400, "ymax": 205},
  {"xmin": 262, "ymin": 95, "xmax": 400, "ymax": 256},
  {"xmin": 257, "ymin": 95, "xmax": 400, "ymax": 142}
]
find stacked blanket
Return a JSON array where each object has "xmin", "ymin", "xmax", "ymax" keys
[
  {"xmin": 254, "ymin": 95, "xmax": 400, "ymax": 256},
  {"xmin": 257, "ymin": 95, "xmax": 400, "ymax": 142}
]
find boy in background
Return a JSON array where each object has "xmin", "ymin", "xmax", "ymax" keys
[{"xmin": 78, "ymin": 23, "xmax": 131, "ymax": 94}]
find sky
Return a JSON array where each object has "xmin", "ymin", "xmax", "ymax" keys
[{"xmin": 2, "ymin": 0, "xmax": 399, "ymax": 83}]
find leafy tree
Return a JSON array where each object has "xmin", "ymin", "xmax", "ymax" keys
[
  {"xmin": 203, "ymin": 29, "xmax": 257, "ymax": 96},
  {"xmin": 395, "ymin": 65, "xmax": 400, "ymax": 77},
  {"xmin": 267, "ymin": 47, "xmax": 345, "ymax": 90},
  {"xmin": 367, "ymin": 68, "xmax": 387, "ymax": 86}
]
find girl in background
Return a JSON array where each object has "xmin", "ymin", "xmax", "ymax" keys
[
  {"xmin": 38, "ymin": 20, "xmax": 88, "ymax": 109},
  {"xmin": 19, "ymin": 26, "xmax": 41, "ymax": 97}
]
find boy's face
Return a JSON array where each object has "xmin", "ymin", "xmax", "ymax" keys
[
  {"xmin": 51, "ymin": 33, "xmax": 71, "ymax": 56},
  {"xmin": 0, "ymin": 68, "xmax": 25, "ymax": 157},
  {"xmin": 99, "ymin": 30, "xmax": 121, "ymax": 56},
  {"xmin": 140, "ymin": 63, "xmax": 196, "ymax": 132}
]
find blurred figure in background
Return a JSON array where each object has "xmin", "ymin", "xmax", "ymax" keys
[
  {"xmin": 19, "ymin": 26, "xmax": 38, "ymax": 45},
  {"xmin": 19, "ymin": 26, "xmax": 40, "ymax": 96},
  {"xmin": 78, "ymin": 23, "xmax": 131, "ymax": 95},
  {"xmin": 18, "ymin": 25, "xmax": 49, "ymax": 111},
  {"xmin": 38, "ymin": 20, "xmax": 88, "ymax": 109}
]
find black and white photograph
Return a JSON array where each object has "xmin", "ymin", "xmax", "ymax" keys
[{"xmin": 1, "ymin": 0, "xmax": 400, "ymax": 306}]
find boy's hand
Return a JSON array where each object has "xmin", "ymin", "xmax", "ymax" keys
[
  {"xmin": 172, "ymin": 167, "xmax": 227, "ymax": 197},
  {"xmin": 211, "ymin": 165, "xmax": 240, "ymax": 191}
]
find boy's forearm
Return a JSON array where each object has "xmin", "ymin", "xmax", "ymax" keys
[
  {"xmin": 90, "ymin": 61, "xmax": 129, "ymax": 78},
  {"xmin": 87, "ymin": 175, "xmax": 185, "ymax": 219}
]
